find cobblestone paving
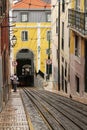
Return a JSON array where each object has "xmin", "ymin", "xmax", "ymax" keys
[{"xmin": 0, "ymin": 90, "xmax": 29, "ymax": 130}]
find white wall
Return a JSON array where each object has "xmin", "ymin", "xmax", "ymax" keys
[
  {"xmin": 51, "ymin": 0, "xmax": 71, "ymax": 92},
  {"xmin": 51, "ymin": 0, "xmax": 58, "ymax": 90}
]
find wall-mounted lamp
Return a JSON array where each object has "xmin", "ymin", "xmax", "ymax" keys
[{"xmin": 11, "ymin": 35, "xmax": 17, "ymax": 47}]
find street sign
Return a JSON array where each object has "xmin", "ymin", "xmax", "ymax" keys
[
  {"xmin": 12, "ymin": 61, "xmax": 17, "ymax": 66},
  {"xmin": 46, "ymin": 59, "xmax": 52, "ymax": 65},
  {"xmin": 46, "ymin": 49, "xmax": 52, "ymax": 54},
  {"xmin": 47, "ymin": 31, "xmax": 51, "ymax": 41}
]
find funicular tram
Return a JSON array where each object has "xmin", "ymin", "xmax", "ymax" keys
[{"xmin": 16, "ymin": 49, "xmax": 34, "ymax": 86}]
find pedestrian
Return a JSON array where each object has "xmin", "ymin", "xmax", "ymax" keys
[
  {"xmin": 10, "ymin": 75, "xmax": 14, "ymax": 89},
  {"xmin": 13, "ymin": 74, "xmax": 18, "ymax": 92}
]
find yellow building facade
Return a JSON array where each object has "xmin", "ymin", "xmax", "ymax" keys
[
  {"xmin": 10, "ymin": 0, "xmax": 51, "ymax": 86},
  {"xmin": 13, "ymin": 22, "xmax": 51, "ymax": 73}
]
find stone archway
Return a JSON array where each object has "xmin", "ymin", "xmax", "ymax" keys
[{"xmin": 16, "ymin": 49, "xmax": 34, "ymax": 86}]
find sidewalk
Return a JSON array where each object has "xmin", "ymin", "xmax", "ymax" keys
[{"xmin": 0, "ymin": 89, "xmax": 29, "ymax": 130}]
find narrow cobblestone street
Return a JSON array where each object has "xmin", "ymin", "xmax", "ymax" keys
[{"xmin": 0, "ymin": 90, "xmax": 29, "ymax": 130}]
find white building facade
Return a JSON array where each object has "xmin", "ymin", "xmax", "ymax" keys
[
  {"xmin": 52, "ymin": 0, "xmax": 71, "ymax": 95},
  {"xmin": 51, "ymin": 0, "xmax": 58, "ymax": 90}
]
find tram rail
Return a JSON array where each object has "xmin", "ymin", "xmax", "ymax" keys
[{"xmin": 20, "ymin": 88, "xmax": 87, "ymax": 130}]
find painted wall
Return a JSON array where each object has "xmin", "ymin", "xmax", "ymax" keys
[
  {"xmin": 13, "ymin": 22, "xmax": 51, "ymax": 74},
  {"xmin": 69, "ymin": 0, "xmax": 87, "ymax": 98},
  {"xmin": 12, "ymin": 10, "xmax": 51, "ymax": 22},
  {"xmin": 11, "ymin": 0, "xmax": 51, "ymax": 75},
  {"xmin": 51, "ymin": 0, "xmax": 58, "ymax": 90},
  {"xmin": 51, "ymin": 0, "xmax": 70, "ymax": 93},
  {"xmin": 70, "ymin": 35, "xmax": 85, "ymax": 96},
  {"xmin": 59, "ymin": 1, "xmax": 70, "ymax": 94}
]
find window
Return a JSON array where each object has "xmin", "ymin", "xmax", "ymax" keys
[
  {"xmin": 85, "ymin": 0, "xmax": 87, "ymax": 12},
  {"xmin": 65, "ymin": 61, "xmax": 67, "ymax": 77},
  {"xmin": 46, "ymin": 13, "xmax": 51, "ymax": 22},
  {"xmin": 21, "ymin": 13, "xmax": 28, "ymax": 22},
  {"xmin": 56, "ymin": 18, "xmax": 58, "ymax": 34},
  {"xmin": 62, "ymin": 0, "xmax": 65, "ymax": 12},
  {"xmin": 65, "ymin": 80, "xmax": 67, "ymax": 93},
  {"xmin": 75, "ymin": 35, "xmax": 80, "ymax": 57},
  {"xmin": 76, "ymin": 75, "xmax": 80, "ymax": 93},
  {"xmin": 76, "ymin": 0, "xmax": 80, "ymax": 11},
  {"xmin": 62, "ymin": 56, "xmax": 64, "ymax": 62},
  {"xmin": 62, "ymin": 65, "xmax": 64, "ymax": 91},
  {"xmin": 21, "ymin": 31, "xmax": 28, "ymax": 41},
  {"xmin": 62, "ymin": 22, "xmax": 64, "ymax": 50},
  {"xmin": 56, "ymin": 49, "xmax": 58, "ymax": 59},
  {"xmin": 68, "ymin": 66, "xmax": 70, "ymax": 82}
]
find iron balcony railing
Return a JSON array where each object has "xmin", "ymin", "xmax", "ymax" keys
[{"xmin": 68, "ymin": 9, "xmax": 87, "ymax": 35}]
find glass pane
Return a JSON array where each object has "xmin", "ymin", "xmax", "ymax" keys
[
  {"xmin": 85, "ymin": 0, "xmax": 87, "ymax": 11},
  {"xmin": 47, "ymin": 14, "xmax": 51, "ymax": 22},
  {"xmin": 21, "ymin": 14, "xmax": 28, "ymax": 22},
  {"xmin": 22, "ymin": 31, "xmax": 28, "ymax": 41},
  {"xmin": 85, "ymin": 16, "xmax": 87, "ymax": 30},
  {"xmin": 76, "ymin": 0, "xmax": 80, "ymax": 10}
]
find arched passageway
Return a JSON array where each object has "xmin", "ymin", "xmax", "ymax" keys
[{"xmin": 16, "ymin": 49, "xmax": 34, "ymax": 86}]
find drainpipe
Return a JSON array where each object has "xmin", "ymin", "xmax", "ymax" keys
[
  {"xmin": 48, "ymin": 35, "xmax": 51, "ymax": 79},
  {"xmin": 58, "ymin": 0, "xmax": 60, "ymax": 90}
]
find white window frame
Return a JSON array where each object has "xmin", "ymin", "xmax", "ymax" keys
[
  {"xmin": 21, "ymin": 13, "xmax": 28, "ymax": 22},
  {"xmin": 21, "ymin": 31, "xmax": 28, "ymax": 41},
  {"xmin": 46, "ymin": 13, "xmax": 51, "ymax": 22}
]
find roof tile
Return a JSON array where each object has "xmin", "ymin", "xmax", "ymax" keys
[{"xmin": 12, "ymin": 0, "xmax": 51, "ymax": 9}]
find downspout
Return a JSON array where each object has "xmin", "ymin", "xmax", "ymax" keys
[{"xmin": 58, "ymin": 0, "xmax": 60, "ymax": 90}]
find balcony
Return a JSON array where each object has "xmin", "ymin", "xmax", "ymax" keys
[{"xmin": 68, "ymin": 9, "xmax": 87, "ymax": 36}]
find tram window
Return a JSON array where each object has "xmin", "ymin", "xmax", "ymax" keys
[
  {"xmin": 22, "ymin": 66, "xmax": 30, "ymax": 75},
  {"xmin": 22, "ymin": 69, "xmax": 24, "ymax": 75}
]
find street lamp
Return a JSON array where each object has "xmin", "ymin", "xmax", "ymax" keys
[{"xmin": 11, "ymin": 35, "xmax": 17, "ymax": 47}]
